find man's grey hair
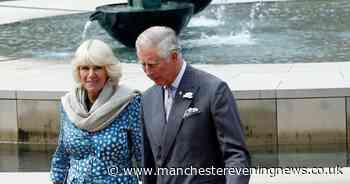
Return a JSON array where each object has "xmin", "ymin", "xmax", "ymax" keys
[
  {"xmin": 135, "ymin": 26, "xmax": 181, "ymax": 60},
  {"xmin": 71, "ymin": 39, "xmax": 122, "ymax": 86}
]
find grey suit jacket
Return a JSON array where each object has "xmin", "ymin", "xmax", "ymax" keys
[{"xmin": 141, "ymin": 65, "xmax": 250, "ymax": 184}]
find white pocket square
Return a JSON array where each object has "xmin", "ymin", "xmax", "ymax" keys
[
  {"xmin": 182, "ymin": 92, "xmax": 193, "ymax": 99},
  {"xmin": 183, "ymin": 107, "xmax": 201, "ymax": 118}
]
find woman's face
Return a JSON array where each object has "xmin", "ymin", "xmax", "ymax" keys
[{"xmin": 79, "ymin": 65, "xmax": 108, "ymax": 99}]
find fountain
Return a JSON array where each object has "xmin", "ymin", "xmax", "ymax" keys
[
  {"xmin": 89, "ymin": 0, "xmax": 212, "ymax": 47},
  {"xmin": 1, "ymin": 0, "xmax": 350, "ymax": 64}
]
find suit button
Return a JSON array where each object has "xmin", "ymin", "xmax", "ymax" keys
[{"xmin": 156, "ymin": 160, "xmax": 162, "ymax": 168}]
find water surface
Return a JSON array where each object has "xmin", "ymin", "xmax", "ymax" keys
[
  {"xmin": 0, "ymin": 0, "xmax": 349, "ymax": 64},
  {"xmin": 0, "ymin": 143, "xmax": 347, "ymax": 172}
]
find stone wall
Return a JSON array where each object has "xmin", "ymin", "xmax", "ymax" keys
[{"xmin": 0, "ymin": 91, "xmax": 348, "ymax": 149}]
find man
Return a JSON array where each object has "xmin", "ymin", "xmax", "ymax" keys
[{"xmin": 136, "ymin": 26, "xmax": 250, "ymax": 184}]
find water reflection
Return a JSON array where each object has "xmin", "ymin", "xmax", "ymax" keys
[
  {"xmin": 0, "ymin": 143, "xmax": 348, "ymax": 172},
  {"xmin": 0, "ymin": 143, "xmax": 55, "ymax": 172},
  {"xmin": 250, "ymin": 144, "xmax": 349, "ymax": 168}
]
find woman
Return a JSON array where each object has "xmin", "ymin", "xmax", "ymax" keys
[{"xmin": 50, "ymin": 39, "xmax": 142, "ymax": 184}]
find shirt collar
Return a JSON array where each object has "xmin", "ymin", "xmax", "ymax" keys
[{"xmin": 170, "ymin": 61, "xmax": 186, "ymax": 89}]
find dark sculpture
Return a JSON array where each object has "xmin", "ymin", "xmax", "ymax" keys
[{"xmin": 89, "ymin": 0, "xmax": 212, "ymax": 48}]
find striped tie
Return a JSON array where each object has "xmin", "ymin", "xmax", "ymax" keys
[{"xmin": 164, "ymin": 85, "xmax": 174, "ymax": 121}]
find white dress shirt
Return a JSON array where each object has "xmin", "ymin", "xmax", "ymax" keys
[{"xmin": 164, "ymin": 61, "xmax": 187, "ymax": 121}]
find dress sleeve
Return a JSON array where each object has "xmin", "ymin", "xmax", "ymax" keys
[
  {"xmin": 128, "ymin": 95, "xmax": 143, "ymax": 168},
  {"xmin": 50, "ymin": 105, "xmax": 70, "ymax": 183}
]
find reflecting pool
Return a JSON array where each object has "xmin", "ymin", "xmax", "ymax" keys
[{"xmin": 0, "ymin": 143, "xmax": 348, "ymax": 172}]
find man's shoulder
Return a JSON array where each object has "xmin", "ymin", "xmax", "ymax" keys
[
  {"xmin": 142, "ymin": 85, "xmax": 159, "ymax": 98},
  {"xmin": 190, "ymin": 65, "xmax": 226, "ymax": 88}
]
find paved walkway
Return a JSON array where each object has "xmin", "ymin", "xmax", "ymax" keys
[
  {"xmin": 0, "ymin": 0, "xmax": 350, "ymax": 183},
  {"xmin": 1, "ymin": 167, "xmax": 350, "ymax": 184}
]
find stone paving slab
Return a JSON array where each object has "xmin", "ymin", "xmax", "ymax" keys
[
  {"xmin": 1, "ymin": 168, "xmax": 350, "ymax": 184},
  {"xmin": 0, "ymin": 0, "xmax": 350, "ymax": 183}
]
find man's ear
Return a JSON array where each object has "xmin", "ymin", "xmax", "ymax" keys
[{"xmin": 170, "ymin": 50, "xmax": 178, "ymax": 62}]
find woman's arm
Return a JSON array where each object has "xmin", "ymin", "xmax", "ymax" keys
[
  {"xmin": 50, "ymin": 106, "xmax": 70, "ymax": 184},
  {"xmin": 129, "ymin": 95, "xmax": 143, "ymax": 167}
]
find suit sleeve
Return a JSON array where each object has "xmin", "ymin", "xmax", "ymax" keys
[
  {"xmin": 210, "ymin": 82, "xmax": 251, "ymax": 184},
  {"xmin": 141, "ymin": 101, "xmax": 157, "ymax": 184}
]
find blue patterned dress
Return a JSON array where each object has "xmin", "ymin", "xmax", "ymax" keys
[{"xmin": 50, "ymin": 95, "xmax": 142, "ymax": 184}]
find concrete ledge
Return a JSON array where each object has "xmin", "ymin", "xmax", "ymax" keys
[
  {"xmin": 16, "ymin": 90, "xmax": 66, "ymax": 100},
  {"xmin": 235, "ymin": 90, "xmax": 276, "ymax": 99},
  {"xmin": 276, "ymin": 88, "xmax": 350, "ymax": 99},
  {"xmin": 0, "ymin": 90, "xmax": 15, "ymax": 99}
]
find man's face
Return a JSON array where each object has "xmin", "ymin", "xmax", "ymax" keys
[{"xmin": 137, "ymin": 48, "xmax": 177, "ymax": 86}]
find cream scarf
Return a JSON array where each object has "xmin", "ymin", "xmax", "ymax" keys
[{"xmin": 61, "ymin": 81, "xmax": 140, "ymax": 132}]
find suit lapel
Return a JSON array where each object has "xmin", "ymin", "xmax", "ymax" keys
[
  {"xmin": 161, "ymin": 65, "xmax": 199, "ymax": 163},
  {"xmin": 146, "ymin": 86, "xmax": 166, "ymax": 148}
]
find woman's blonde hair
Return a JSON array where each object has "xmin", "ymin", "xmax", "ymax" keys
[{"xmin": 71, "ymin": 39, "xmax": 122, "ymax": 86}]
